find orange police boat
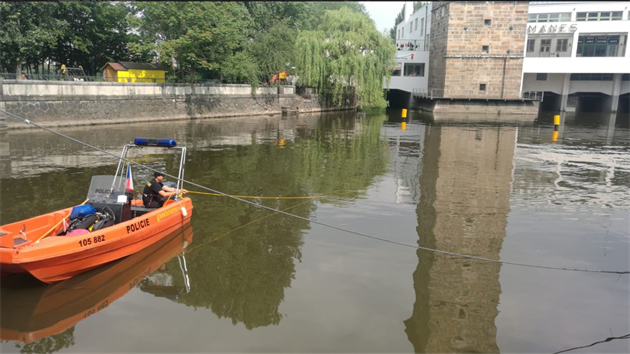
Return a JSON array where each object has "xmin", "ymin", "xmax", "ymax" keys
[
  {"xmin": 0, "ymin": 223, "xmax": 193, "ymax": 344},
  {"xmin": 0, "ymin": 138, "xmax": 193, "ymax": 283}
]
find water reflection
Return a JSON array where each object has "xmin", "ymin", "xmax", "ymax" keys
[
  {"xmin": 0, "ymin": 224, "xmax": 192, "ymax": 351},
  {"xmin": 405, "ymin": 125, "xmax": 517, "ymax": 353},
  {"xmin": 1, "ymin": 109, "xmax": 628, "ymax": 353},
  {"xmin": 513, "ymin": 114, "xmax": 630, "ymax": 211},
  {"xmin": 1, "ymin": 111, "xmax": 392, "ymax": 343},
  {"xmin": 175, "ymin": 113, "xmax": 390, "ymax": 329},
  {"xmin": 382, "ymin": 120, "xmax": 426, "ymax": 204},
  {"xmin": 0, "ymin": 131, "xmax": 9, "ymax": 177}
]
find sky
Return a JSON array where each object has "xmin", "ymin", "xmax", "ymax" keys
[{"xmin": 361, "ymin": 1, "xmax": 406, "ymax": 33}]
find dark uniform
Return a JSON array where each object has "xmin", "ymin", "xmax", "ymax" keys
[{"xmin": 143, "ymin": 178, "xmax": 165, "ymax": 208}]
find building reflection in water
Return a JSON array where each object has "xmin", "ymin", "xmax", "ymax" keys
[
  {"xmin": 0, "ymin": 131, "xmax": 10, "ymax": 180},
  {"xmin": 404, "ymin": 124, "xmax": 517, "ymax": 353}
]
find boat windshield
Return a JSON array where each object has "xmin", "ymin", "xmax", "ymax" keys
[{"xmin": 86, "ymin": 175, "xmax": 126, "ymax": 202}]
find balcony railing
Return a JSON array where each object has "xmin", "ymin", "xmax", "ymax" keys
[{"xmin": 521, "ymin": 91, "xmax": 545, "ymax": 101}]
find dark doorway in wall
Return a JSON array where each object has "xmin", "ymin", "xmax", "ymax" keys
[
  {"xmin": 538, "ymin": 92, "xmax": 561, "ymax": 112},
  {"xmin": 617, "ymin": 93, "xmax": 629, "ymax": 113},
  {"xmin": 575, "ymin": 93, "xmax": 609, "ymax": 112},
  {"xmin": 386, "ymin": 89, "xmax": 412, "ymax": 108}
]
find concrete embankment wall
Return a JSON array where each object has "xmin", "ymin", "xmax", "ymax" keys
[
  {"xmin": 413, "ymin": 98, "xmax": 538, "ymax": 118},
  {"xmin": 0, "ymin": 80, "xmax": 353, "ymax": 129}
]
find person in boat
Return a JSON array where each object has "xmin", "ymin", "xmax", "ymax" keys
[{"xmin": 142, "ymin": 172, "xmax": 188, "ymax": 208}]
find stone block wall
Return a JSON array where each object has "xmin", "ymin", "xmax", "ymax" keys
[
  {"xmin": 3, "ymin": 94, "xmax": 283, "ymax": 129},
  {"xmin": 428, "ymin": 1, "xmax": 450, "ymax": 96},
  {"xmin": 0, "ymin": 80, "xmax": 355, "ymax": 129},
  {"xmin": 432, "ymin": 98, "xmax": 538, "ymax": 115},
  {"xmin": 429, "ymin": 1, "xmax": 530, "ymax": 99},
  {"xmin": 444, "ymin": 57, "xmax": 525, "ymax": 99}
]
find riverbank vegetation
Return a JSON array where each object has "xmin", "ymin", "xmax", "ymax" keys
[{"xmin": 0, "ymin": 1, "xmax": 396, "ymax": 108}]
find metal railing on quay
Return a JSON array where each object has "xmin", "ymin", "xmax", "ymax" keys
[
  {"xmin": 0, "ymin": 73, "xmax": 249, "ymax": 86},
  {"xmin": 0, "ymin": 73, "xmax": 167, "ymax": 83}
]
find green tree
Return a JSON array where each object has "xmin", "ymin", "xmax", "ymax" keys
[
  {"xmin": 242, "ymin": 2, "xmax": 310, "ymax": 33},
  {"xmin": 242, "ymin": 1, "xmax": 368, "ymax": 84},
  {"xmin": 303, "ymin": 1, "xmax": 369, "ymax": 29},
  {"xmin": 220, "ymin": 52, "xmax": 260, "ymax": 86},
  {"xmin": 134, "ymin": 2, "xmax": 254, "ymax": 83},
  {"xmin": 0, "ymin": 2, "xmax": 66, "ymax": 76},
  {"xmin": 49, "ymin": 2, "xmax": 134, "ymax": 75},
  {"xmin": 295, "ymin": 8, "xmax": 397, "ymax": 108},
  {"xmin": 248, "ymin": 20, "xmax": 297, "ymax": 84},
  {"xmin": 241, "ymin": 2, "xmax": 311, "ymax": 83}
]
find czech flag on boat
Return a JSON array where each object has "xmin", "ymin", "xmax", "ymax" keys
[{"xmin": 126, "ymin": 163, "xmax": 134, "ymax": 191}]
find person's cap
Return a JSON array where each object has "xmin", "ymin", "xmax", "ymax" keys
[{"xmin": 154, "ymin": 172, "xmax": 165, "ymax": 178}]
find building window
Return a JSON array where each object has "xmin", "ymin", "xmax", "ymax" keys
[
  {"xmin": 536, "ymin": 73, "xmax": 547, "ymax": 81},
  {"xmin": 540, "ymin": 39, "xmax": 551, "ymax": 54},
  {"xmin": 484, "ymin": 19, "xmax": 492, "ymax": 26},
  {"xmin": 482, "ymin": 45, "xmax": 489, "ymax": 53},
  {"xmin": 404, "ymin": 63, "xmax": 425, "ymax": 77},
  {"xmin": 479, "ymin": 84, "xmax": 486, "ymax": 91},
  {"xmin": 420, "ymin": 18, "xmax": 424, "ymax": 36},
  {"xmin": 577, "ymin": 35, "xmax": 620, "ymax": 57},
  {"xmin": 556, "ymin": 39, "xmax": 568, "ymax": 52},
  {"xmin": 576, "ymin": 12, "xmax": 623, "ymax": 21},
  {"xmin": 623, "ymin": 74, "xmax": 630, "ymax": 81},
  {"xmin": 392, "ymin": 66, "xmax": 402, "ymax": 76},
  {"xmin": 415, "ymin": 18, "xmax": 418, "ymax": 31},
  {"xmin": 570, "ymin": 73, "xmax": 614, "ymax": 81},
  {"xmin": 527, "ymin": 39, "xmax": 536, "ymax": 52},
  {"xmin": 528, "ymin": 13, "xmax": 571, "ymax": 22}
]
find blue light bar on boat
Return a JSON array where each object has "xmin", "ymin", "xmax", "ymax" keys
[{"xmin": 134, "ymin": 138, "xmax": 177, "ymax": 147}]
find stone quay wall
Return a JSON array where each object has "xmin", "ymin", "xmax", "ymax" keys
[
  {"xmin": 414, "ymin": 97, "xmax": 538, "ymax": 117},
  {"xmin": 0, "ymin": 80, "xmax": 355, "ymax": 130}
]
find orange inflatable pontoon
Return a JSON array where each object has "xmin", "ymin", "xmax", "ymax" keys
[{"xmin": 0, "ymin": 138, "xmax": 193, "ymax": 283}]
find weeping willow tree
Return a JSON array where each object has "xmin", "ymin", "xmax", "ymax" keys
[{"xmin": 295, "ymin": 7, "xmax": 397, "ymax": 109}]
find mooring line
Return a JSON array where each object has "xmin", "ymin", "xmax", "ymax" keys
[
  {"xmin": 187, "ymin": 190, "xmax": 331, "ymax": 200},
  {"xmin": 552, "ymin": 333, "xmax": 630, "ymax": 354},
  {"xmin": 185, "ymin": 199, "xmax": 312, "ymax": 254},
  {"xmin": 2, "ymin": 110, "xmax": 628, "ymax": 276}
]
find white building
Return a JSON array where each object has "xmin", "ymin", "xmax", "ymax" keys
[
  {"xmin": 386, "ymin": 1, "xmax": 630, "ymax": 113},
  {"xmin": 386, "ymin": 1, "xmax": 432, "ymax": 96},
  {"xmin": 522, "ymin": 1, "xmax": 630, "ymax": 112}
]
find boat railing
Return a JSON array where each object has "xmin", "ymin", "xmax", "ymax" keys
[{"xmin": 113, "ymin": 140, "xmax": 187, "ymax": 198}]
